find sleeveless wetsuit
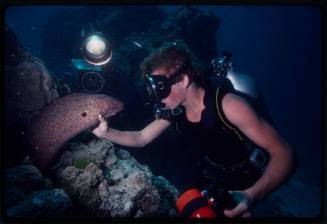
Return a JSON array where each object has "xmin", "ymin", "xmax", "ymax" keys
[{"xmin": 171, "ymin": 76, "xmax": 269, "ymax": 191}]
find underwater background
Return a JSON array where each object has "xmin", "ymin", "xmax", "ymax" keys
[{"xmin": 4, "ymin": 5, "xmax": 321, "ymax": 219}]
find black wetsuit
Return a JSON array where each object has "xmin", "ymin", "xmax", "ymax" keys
[{"xmin": 171, "ymin": 76, "xmax": 270, "ymax": 191}]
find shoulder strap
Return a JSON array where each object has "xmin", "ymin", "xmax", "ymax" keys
[{"xmin": 213, "ymin": 79, "xmax": 245, "ymax": 142}]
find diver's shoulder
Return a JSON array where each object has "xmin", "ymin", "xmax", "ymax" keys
[{"xmin": 221, "ymin": 92, "xmax": 255, "ymax": 125}]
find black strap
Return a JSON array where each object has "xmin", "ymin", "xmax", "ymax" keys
[{"xmin": 180, "ymin": 196, "xmax": 211, "ymax": 218}]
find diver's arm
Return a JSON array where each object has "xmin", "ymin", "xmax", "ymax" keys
[
  {"xmin": 222, "ymin": 93, "xmax": 295, "ymax": 203},
  {"xmin": 94, "ymin": 114, "xmax": 171, "ymax": 148}
]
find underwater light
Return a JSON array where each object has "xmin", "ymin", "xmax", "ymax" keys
[{"xmin": 82, "ymin": 34, "xmax": 112, "ymax": 66}]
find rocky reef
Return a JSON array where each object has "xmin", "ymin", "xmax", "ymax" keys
[
  {"xmin": 4, "ymin": 137, "xmax": 179, "ymax": 219},
  {"xmin": 5, "ymin": 21, "xmax": 179, "ymax": 219},
  {"xmin": 5, "ymin": 25, "xmax": 60, "ymax": 167},
  {"xmin": 5, "ymin": 144, "xmax": 321, "ymax": 219},
  {"xmin": 52, "ymin": 138, "xmax": 179, "ymax": 217}
]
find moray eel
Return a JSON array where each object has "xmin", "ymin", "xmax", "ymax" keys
[{"xmin": 28, "ymin": 93, "xmax": 124, "ymax": 170}]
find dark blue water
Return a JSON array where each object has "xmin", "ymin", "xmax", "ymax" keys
[{"xmin": 5, "ymin": 5, "xmax": 322, "ymax": 187}]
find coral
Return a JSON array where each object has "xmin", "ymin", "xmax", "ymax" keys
[{"xmin": 53, "ymin": 139, "xmax": 179, "ymax": 217}]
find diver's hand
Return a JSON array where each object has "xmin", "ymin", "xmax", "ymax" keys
[
  {"xmin": 92, "ymin": 114, "xmax": 109, "ymax": 138},
  {"xmin": 224, "ymin": 190, "xmax": 253, "ymax": 218}
]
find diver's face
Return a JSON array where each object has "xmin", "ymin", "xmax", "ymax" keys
[{"xmin": 151, "ymin": 67, "xmax": 186, "ymax": 109}]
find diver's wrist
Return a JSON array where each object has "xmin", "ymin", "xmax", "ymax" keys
[
  {"xmin": 95, "ymin": 129, "xmax": 108, "ymax": 139},
  {"xmin": 101, "ymin": 129, "xmax": 111, "ymax": 139},
  {"xmin": 243, "ymin": 188, "xmax": 256, "ymax": 205}
]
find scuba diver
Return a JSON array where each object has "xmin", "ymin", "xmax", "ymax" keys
[{"xmin": 92, "ymin": 40, "xmax": 295, "ymax": 218}]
